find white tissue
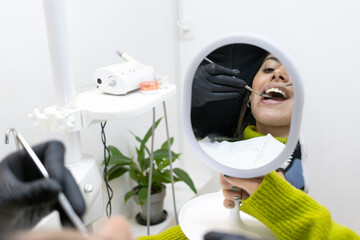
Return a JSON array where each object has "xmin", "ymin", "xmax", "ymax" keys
[{"xmin": 198, "ymin": 134, "xmax": 285, "ymax": 170}]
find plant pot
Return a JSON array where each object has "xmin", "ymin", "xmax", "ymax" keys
[{"xmin": 134, "ymin": 186, "xmax": 167, "ymax": 225}]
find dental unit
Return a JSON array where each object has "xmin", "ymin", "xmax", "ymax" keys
[{"xmin": 95, "ymin": 51, "xmax": 156, "ymax": 95}]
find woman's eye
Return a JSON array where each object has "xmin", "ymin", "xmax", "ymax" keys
[{"xmin": 263, "ymin": 68, "xmax": 274, "ymax": 73}]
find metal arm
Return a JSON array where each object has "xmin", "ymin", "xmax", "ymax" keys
[{"xmin": 5, "ymin": 128, "xmax": 20, "ymax": 151}]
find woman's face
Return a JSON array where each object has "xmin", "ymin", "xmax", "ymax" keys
[{"xmin": 249, "ymin": 54, "xmax": 293, "ymax": 136}]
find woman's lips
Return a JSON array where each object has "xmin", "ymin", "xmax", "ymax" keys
[
  {"xmin": 264, "ymin": 88, "xmax": 288, "ymax": 99},
  {"xmin": 261, "ymin": 98, "xmax": 286, "ymax": 105},
  {"xmin": 262, "ymin": 85, "xmax": 290, "ymax": 100},
  {"xmin": 258, "ymin": 84, "xmax": 292, "ymax": 105}
]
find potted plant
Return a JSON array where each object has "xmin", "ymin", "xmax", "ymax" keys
[{"xmin": 104, "ymin": 117, "xmax": 197, "ymax": 225}]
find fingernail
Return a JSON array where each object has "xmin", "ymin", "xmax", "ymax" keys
[
  {"xmin": 230, "ymin": 186, "xmax": 240, "ymax": 192},
  {"xmin": 233, "ymin": 196, "xmax": 241, "ymax": 201},
  {"xmin": 227, "ymin": 202, "xmax": 234, "ymax": 208}
]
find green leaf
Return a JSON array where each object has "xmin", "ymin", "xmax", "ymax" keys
[
  {"xmin": 124, "ymin": 189, "xmax": 137, "ymax": 203},
  {"xmin": 138, "ymin": 119, "xmax": 162, "ymax": 168},
  {"xmin": 153, "ymin": 170, "xmax": 172, "ymax": 184},
  {"xmin": 108, "ymin": 145, "xmax": 121, "ymax": 155},
  {"xmin": 129, "ymin": 167, "xmax": 139, "ymax": 182},
  {"xmin": 136, "ymin": 147, "xmax": 145, "ymax": 171},
  {"xmin": 130, "ymin": 162, "xmax": 140, "ymax": 172},
  {"xmin": 108, "ymin": 155, "xmax": 132, "ymax": 166},
  {"xmin": 173, "ymin": 168, "xmax": 197, "ymax": 194},
  {"xmin": 161, "ymin": 137, "xmax": 174, "ymax": 149},
  {"xmin": 153, "ymin": 149, "xmax": 180, "ymax": 160},
  {"xmin": 107, "ymin": 166, "xmax": 129, "ymax": 181},
  {"xmin": 129, "ymin": 131, "xmax": 143, "ymax": 145},
  {"xmin": 138, "ymin": 187, "xmax": 148, "ymax": 206},
  {"xmin": 154, "ymin": 149, "xmax": 181, "ymax": 170},
  {"xmin": 129, "ymin": 118, "xmax": 162, "ymax": 160},
  {"xmin": 143, "ymin": 144, "xmax": 151, "ymax": 158},
  {"xmin": 142, "ymin": 118, "xmax": 162, "ymax": 146},
  {"xmin": 138, "ymin": 173, "xmax": 148, "ymax": 187},
  {"xmin": 142, "ymin": 157, "xmax": 150, "ymax": 171}
]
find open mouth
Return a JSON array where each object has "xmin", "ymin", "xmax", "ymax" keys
[{"xmin": 263, "ymin": 87, "xmax": 289, "ymax": 101}]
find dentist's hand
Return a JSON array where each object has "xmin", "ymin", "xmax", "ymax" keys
[
  {"xmin": 192, "ymin": 63, "xmax": 247, "ymax": 107},
  {"xmin": 0, "ymin": 141, "xmax": 85, "ymax": 238}
]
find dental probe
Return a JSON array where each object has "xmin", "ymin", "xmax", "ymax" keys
[
  {"xmin": 5, "ymin": 128, "xmax": 88, "ymax": 235},
  {"xmin": 204, "ymin": 57, "xmax": 271, "ymax": 98},
  {"xmin": 204, "ymin": 57, "xmax": 214, "ymax": 63}
]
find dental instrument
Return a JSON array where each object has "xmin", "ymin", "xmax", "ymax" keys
[
  {"xmin": 244, "ymin": 85, "xmax": 271, "ymax": 98},
  {"xmin": 204, "ymin": 57, "xmax": 271, "ymax": 98},
  {"xmin": 4, "ymin": 128, "xmax": 88, "ymax": 235},
  {"xmin": 204, "ymin": 57, "xmax": 214, "ymax": 63}
]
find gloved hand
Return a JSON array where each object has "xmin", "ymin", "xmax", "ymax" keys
[
  {"xmin": 192, "ymin": 63, "xmax": 247, "ymax": 108},
  {"xmin": 0, "ymin": 140, "xmax": 86, "ymax": 238}
]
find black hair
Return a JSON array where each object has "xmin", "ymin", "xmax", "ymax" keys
[{"xmin": 236, "ymin": 52, "xmax": 270, "ymax": 139}]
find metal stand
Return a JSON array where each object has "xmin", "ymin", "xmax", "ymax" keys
[
  {"xmin": 146, "ymin": 102, "xmax": 178, "ymax": 235},
  {"xmin": 40, "ymin": 0, "xmax": 177, "ymax": 233}
]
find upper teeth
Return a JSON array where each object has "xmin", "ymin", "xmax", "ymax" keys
[{"xmin": 265, "ymin": 88, "xmax": 288, "ymax": 99}]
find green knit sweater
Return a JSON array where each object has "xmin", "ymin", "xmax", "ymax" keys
[
  {"xmin": 243, "ymin": 125, "xmax": 287, "ymax": 144},
  {"xmin": 137, "ymin": 171, "xmax": 359, "ymax": 240}
]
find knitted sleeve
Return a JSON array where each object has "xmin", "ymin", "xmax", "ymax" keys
[
  {"xmin": 240, "ymin": 171, "xmax": 360, "ymax": 240},
  {"xmin": 137, "ymin": 225, "xmax": 188, "ymax": 240}
]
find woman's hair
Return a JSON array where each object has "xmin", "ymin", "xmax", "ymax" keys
[{"xmin": 236, "ymin": 52, "xmax": 270, "ymax": 139}]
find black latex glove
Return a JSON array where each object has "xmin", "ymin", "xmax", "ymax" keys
[
  {"xmin": 0, "ymin": 140, "xmax": 86, "ymax": 238},
  {"xmin": 192, "ymin": 63, "xmax": 247, "ymax": 108}
]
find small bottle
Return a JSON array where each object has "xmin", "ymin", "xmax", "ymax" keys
[{"xmin": 157, "ymin": 75, "xmax": 169, "ymax": 89}]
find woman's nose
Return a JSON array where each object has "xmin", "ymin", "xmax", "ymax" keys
[{"xmin": 271, "ymin": 68, "xmax": 288, "ymax": 81}]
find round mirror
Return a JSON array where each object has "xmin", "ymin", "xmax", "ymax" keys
[{"xmin": 183, "ymin": 33, "xmax": 304, "ymax": 178}]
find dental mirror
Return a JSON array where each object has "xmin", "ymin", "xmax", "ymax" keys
[{"xmin": 183, "ymin": 33, "xmax": 304, "ymax": 178}]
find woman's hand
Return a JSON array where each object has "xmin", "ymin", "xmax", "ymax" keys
[{"xmin": 220, "ymin": 174, "xmax": 264, "ymax": 209}]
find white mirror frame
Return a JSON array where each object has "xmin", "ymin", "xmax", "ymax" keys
[{"xmin": 182, "ymin": 33, "xmax": 304, "ymax": 178}]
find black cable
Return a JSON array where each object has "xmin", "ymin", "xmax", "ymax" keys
[{"xmin": 101, "ymin": 121, "xmax": 113, "ymax": 217}]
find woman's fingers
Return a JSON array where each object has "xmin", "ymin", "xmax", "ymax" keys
[
  {"xmin": 223, "ymin": 176, "xmax": 264, "ymax": 196},
  {"xmin": 220, "ymin": 174, "xmax": 264, "ymax": 210},
  {"xmin": 223, "ymin": 198, "xmax": 235, "ymax": 209},
  {"xmin": 222, "ymin": 186, "xmax": 240, "ymax": 207},
  {"xmin": 221, "ymin": 174, "xmax": 242, "ymax": 209}
]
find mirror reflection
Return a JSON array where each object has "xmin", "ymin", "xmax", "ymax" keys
[{"xmin": 191, "ymin": 44, "xmax": 304, "ymax": 190}]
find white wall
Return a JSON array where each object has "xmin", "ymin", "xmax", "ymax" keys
[
  {"xmin": 1, "ymin": 0, "xmax": 360, "ymax": 236},
  {"xmin": 179, "ymin": 0, "xmax": 360, "ymax": 234},
  {"xmin": 0, "ymin": 0, "xmax": 219, "ymax": 232},
  {"xmin": 0, "ymin": 0, "xmax": 187, "ymax": 226}
]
